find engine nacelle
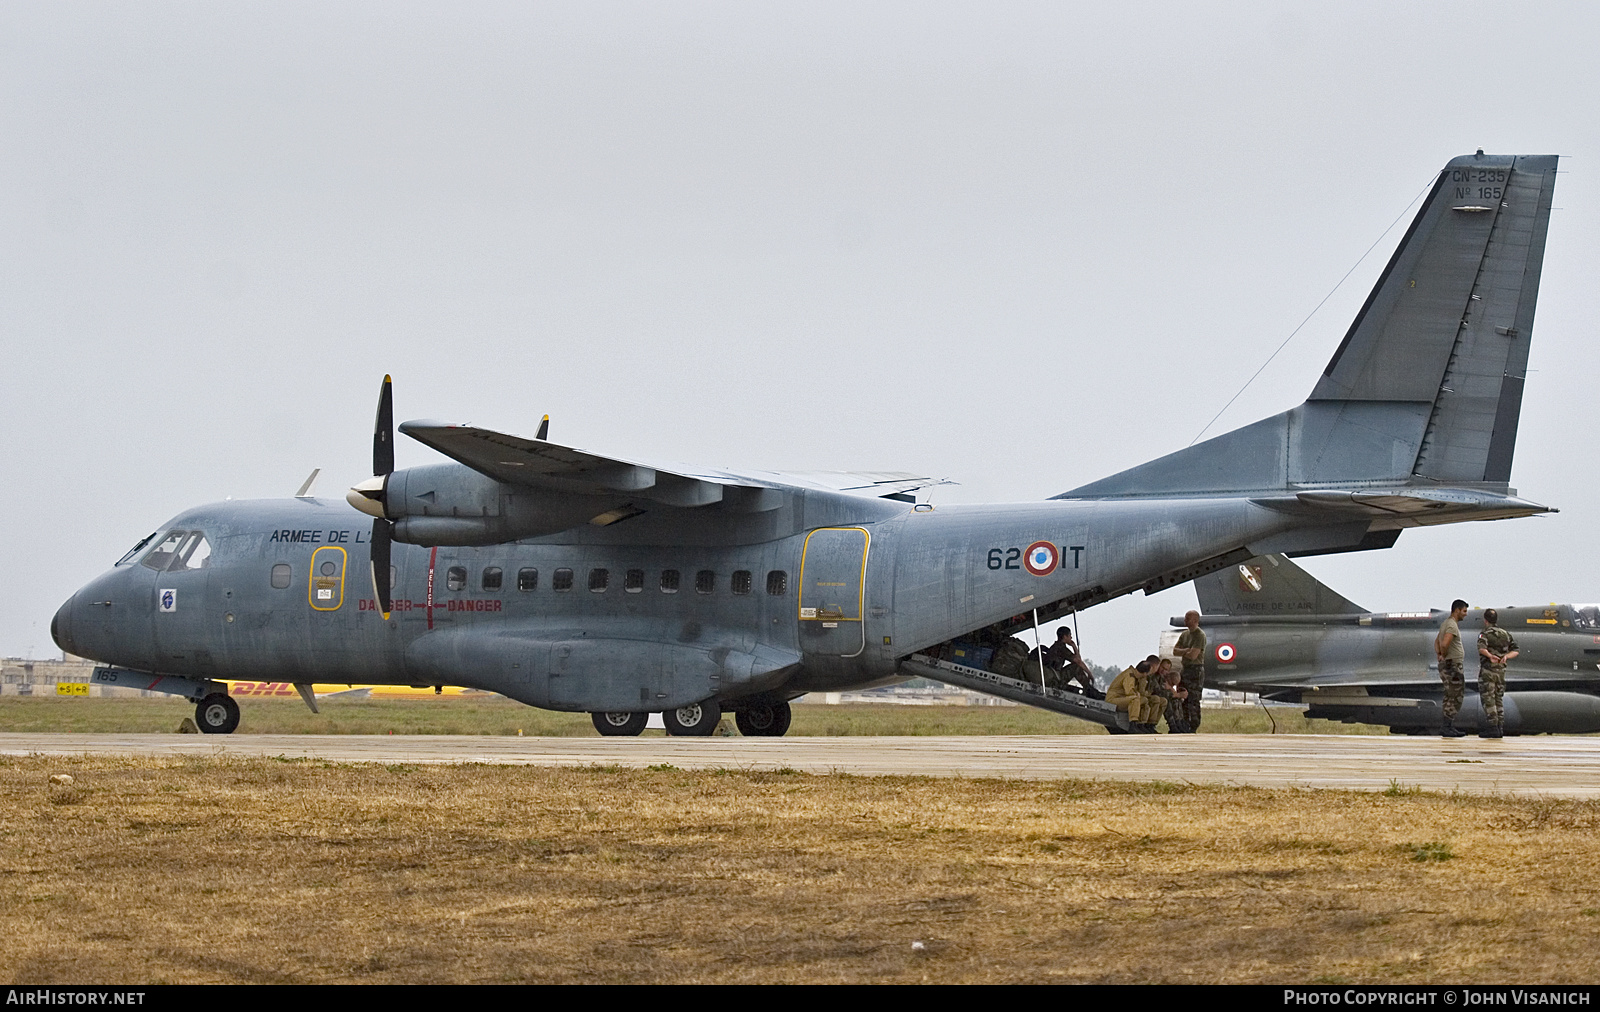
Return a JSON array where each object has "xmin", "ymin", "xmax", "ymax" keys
[{"xmin": 352, "ymin": 463, "xmax": 636, "ymax": 546}]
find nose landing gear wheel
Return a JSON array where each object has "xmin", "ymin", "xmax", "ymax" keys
[
  {"xmin": 735, "ymin": 700, "xmax": 793, "ymax": 737},
  {"xmin": 591, "ymin": 711, "xmax": 648, "ymax": 737},
  {"xmin": 663, "ymin": 700, "xmax": 721, "ymax": 737},
  {"xmin": 196, "ymin": 693, "xmax": 240, "ymax": 735}
]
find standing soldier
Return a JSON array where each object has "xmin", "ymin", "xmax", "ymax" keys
[
  {"xmin": 1435, "ymin": 599, "xmax": 1470, "ymax": 738},
  {"xmin": 1476, "ymin": 609, "xmax": 1519, "ymax": 739},
  {"xmin": 1174, "ymin": 610, "xmax": 1207, "ymax": 731}
]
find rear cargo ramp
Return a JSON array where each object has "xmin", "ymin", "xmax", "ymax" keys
[{"xmin": 900, "ymin": 654, "xmax": 1131, "ymax": 731}]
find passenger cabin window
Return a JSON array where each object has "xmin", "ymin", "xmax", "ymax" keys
[
  {"xmin": 518, "ymin": 568, "xmax": 538, "ymax": 592},
  {"xmin": 141, "ymin": 531, "xmax": 212, "ymax": 572},
  {"xmin": 553, "ymin": 568, "xmax": 574, "ymax": 592},
  {"xmin": 270, "ymin": 564, "xmax": 292, "ymax": 589},
  {"xmin": 766, "ymin": 570, "xmax": 788, "ymax": 595},
  {"xmin": 625, "ymin": 569, "xmax": 644, "ymax": 593},
  {"xmin": 446, "ymin": 566, "xmax": 466, "ymax": 592},
  {"xmin": 589, "ymin": 568, "xmax": 609, "ymax": 593},
  {"xmin": 482, "ymin": 567, "xmax": 503, "ymax": 592},
  {"xmin": 731, "ymin": 570, "xmax": 752, "ymax": 595},
  {"xmin": 660, "ymin": 570, "xmax": 680, "ymax": 594},
  {"xmin": 696, "ymin": 570, "xmax": 715, "ymax": 595}
]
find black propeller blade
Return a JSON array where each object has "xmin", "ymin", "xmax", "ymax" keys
[
  {"xmin": 369, "ymin": 375, "xmax": 396, "ymax": 618},
  {"xmin": 373, "ymin": 374, "xmax": 394, "ymax": 477},
  {"xmin": 535, "ymin": 413, "xmax": 549, "ymax": 441},
  {"xmin": 370, "ymin": 517, "xmax": 393, "ymax": 617}
]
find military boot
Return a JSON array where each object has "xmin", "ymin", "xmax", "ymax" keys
[
  {"xmin": 1440, "ymin": 722, "xmax": 1468, "ymax": 738},
  {"xmin": 1480, "ymin": 723, "xmax": 1504, "ymax": 739}
]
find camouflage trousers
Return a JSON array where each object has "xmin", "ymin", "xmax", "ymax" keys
[
  {"xmin": 1179, "ymin": 668, "xmax": 1204, "ymax": 730},
  {"xmin": 1479, "ymin": 666, "xmax": 1507, "ymax": 726},
  {"xmin": 1162, "ymin": 696, "xmax": 1192, "ymax": 734},
  {"xmin": 1439, "ymin": 658, "xmax": 1465, "ymax": 721}
]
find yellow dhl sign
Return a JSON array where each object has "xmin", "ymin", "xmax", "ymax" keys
[
  {"xmin": 56, "ymin": 682, "xmax": 89, "ymax": 696},
  {"xmin": 225, "ymin": 681, "xmax": 493, "ymax": 700}
]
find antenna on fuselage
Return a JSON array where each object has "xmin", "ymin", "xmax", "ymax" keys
[{"xmin": 294, "ymin": 468, "xmax": 321, "ymax": 498}]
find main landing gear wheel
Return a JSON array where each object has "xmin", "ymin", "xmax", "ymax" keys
[
  {"xmin": 735, "ymin": 700, "xmax": 792, "ymax": 737},
  {"xmin": 663, "ymin": 700, "xmax": 721, "ymax": 737},
  {"xmin": 591, "ymin": 711, "xmax": 648, "ymax": 737},
  {"xmin": 196, "ymin": 693, "xmax": 240, "ymax": 735}
]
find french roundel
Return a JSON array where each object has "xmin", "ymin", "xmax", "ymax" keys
[
  {"xmin": 1023, "ymin": 541, "xmax": 1058, "ymax": 576},
  {"xmin": 1216, "ymin": 643, "xmax": 1237, "ymax": 663}
]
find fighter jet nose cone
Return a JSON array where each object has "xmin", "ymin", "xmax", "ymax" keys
[
  {"xmin": 347, "ymin": 476, "xmax": 387, "ymax": 518},
  {"xmin": 52, "ymin": 595, "xmax": 76, "ymax": 655}
]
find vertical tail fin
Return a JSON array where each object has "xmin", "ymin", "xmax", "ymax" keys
[
  {"xmin": 1193, "ymin": 554, "xmax": 1366, "ymax": 617},
  {"xmin": 1061, "ymin": 152, "xmax": 1559, "ymax": 499},
  {"xmin": 1311, "ymin": 152, "xmax": 1558, "ymax": 485}
]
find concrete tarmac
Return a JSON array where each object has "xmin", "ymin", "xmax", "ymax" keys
[{"xmin": 4, "ymin": 732, "xmax": 1600, "ymax": 797}]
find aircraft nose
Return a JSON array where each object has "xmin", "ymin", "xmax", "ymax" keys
[{"xmin": 52, "ymin": 593, "xmax": 78, "ymax": 656}]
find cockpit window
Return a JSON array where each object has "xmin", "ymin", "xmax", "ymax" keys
[
  {"xmin": 141, "ymin": 530, "xmax": 212, "ymax": 572},
  {"xmin": 141, "ymin": 532, "xmax": 185, "ymax": 571},
  {"xmin": 117, "ymin": 531, "xmax": 159, "ymax": 567},
  {"xmin": 1574, "ymin": 605, "xmax": 1600, "ymax": 630}
]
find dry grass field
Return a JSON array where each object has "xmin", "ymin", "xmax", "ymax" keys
[
  {"xmin": 4, "ymin": 754, "xmax": 1598, "ymax": 984},
  {"xmin": 0, "ymin": 695, "xmax": 1387, "ymax": 736}
]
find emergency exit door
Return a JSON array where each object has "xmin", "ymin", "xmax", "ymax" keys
[
  {"xmin": 308, "ymin": 546, "xmax": 347, "ymax": 611},
  {"xmin": 798, "ymin": 527, "xmax": 869, "ymax": 658}
]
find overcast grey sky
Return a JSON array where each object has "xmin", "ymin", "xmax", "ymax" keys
[{"xmin": 3, "ymin": 2, "xmax": 1597, "ymax": 666}]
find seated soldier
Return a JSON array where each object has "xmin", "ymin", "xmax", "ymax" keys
[
  {"xmin": 1158, "ymin": 659, "xmax": 1196, "ymax": 730},
  {"xmin": 1107, "ymin": 660, "xmax": 1160, "ymax": 733},
  {"xmin": 1047, "ymin": 627, "xmax": 1104, "ymax": 699}
]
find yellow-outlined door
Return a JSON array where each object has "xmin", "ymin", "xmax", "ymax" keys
[
  {"xmin": 798, "ymin": 527, "xmax": 869, "ymax": 658},
  {"xmin": 308, "ymin": 546, "xmax": 347, "ymax": 611}
]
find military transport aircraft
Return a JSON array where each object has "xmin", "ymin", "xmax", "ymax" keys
[
  {"xmin": 1174, "ymin": 555, "xmax": 1600, "ymax": 735},
  {"xmin": 52, "ymin": 152, "xmax": 1562, "ymax": 736}
]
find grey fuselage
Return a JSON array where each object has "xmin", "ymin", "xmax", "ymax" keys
[
  {"xmin": 51, "ymin": 151, "xmax": 1567, "ymax": 721},
  {"xmin": 57, "ymin": 491, "xmax": 1328, "ymax": 712}
]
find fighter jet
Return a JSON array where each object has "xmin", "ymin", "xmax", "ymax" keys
[
  {"xmin": 53, "ymin": 152, "xmax": 1563, "ymax": 736},
  {"xmin": 1176, "ymin": 555, "xmax": 1600, "ymax": 735}
]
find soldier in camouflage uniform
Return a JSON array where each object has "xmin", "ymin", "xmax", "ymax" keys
[
  {"xmin": 1145, "ymin": 657, "xmax": 1191, "ymax": 734},
  {"xmin": 1435, "ymin": 599, "xmax": 1470, "ymax": 738},
  {"xmin": 1475, "ymin": 608, "xmax": 1520, "ymax": 739},
  {"xmin": 1173, "ymin": 611, "xmax": 1207, "ymax": 731}
]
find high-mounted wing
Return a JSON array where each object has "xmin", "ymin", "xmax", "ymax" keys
[
  {"xmin": 760, "ymin": 470, "xmax": 950, "ymax": 501},
  {"xmin": 398, "ymin": 421, "xmax": 943, "ymax": 507},
  {"xmin": 399, "ymin": 420, "xmax": 752, "ymax": 508}
]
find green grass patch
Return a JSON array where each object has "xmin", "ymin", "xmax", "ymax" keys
[{"xmin": 1404, "ymin": 841, "xmax": 1455, "ymax": 862}]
